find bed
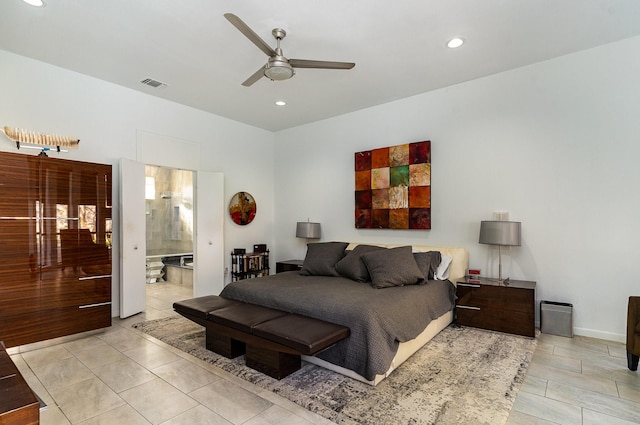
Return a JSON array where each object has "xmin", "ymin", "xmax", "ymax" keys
[{"xmin": 220, "ymin": 242, "xmax": 468, "ymax": 386}]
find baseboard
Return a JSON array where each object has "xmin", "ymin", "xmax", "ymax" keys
[
  {"xmin": 573, "ymin": 327, "xmax": 625, "ymax": 344},
  {"xmin": 535, "ymin": 320, "xmax": 625, "ymax": 344},
  {"xmin": 6, "ymin": 328, "xmax": 106, "ymax": 355}
]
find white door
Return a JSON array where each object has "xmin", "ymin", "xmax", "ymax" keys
[
  {"xmin": 120, "ymin": 160, "xmax": 225, "ymax": 316},
  {"xmin": 194, "ymin": 171, "xmax": 224, "ymax": 296},
  {"xmin": 119, "ymin": 158, "xmax": 146, "ymax": 318}
]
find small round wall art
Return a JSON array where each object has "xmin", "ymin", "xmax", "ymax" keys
[{"xmin": 228, "ymin": 191, "xmax": 257, "ymax": 225}]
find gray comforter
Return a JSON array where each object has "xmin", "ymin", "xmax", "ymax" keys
[{"xmin": 219, "ymin": 272, "xmax": 455, "ymax": 380}]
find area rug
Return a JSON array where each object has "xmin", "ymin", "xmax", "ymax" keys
[{"xmin": 132, "ymin": 316, "xmax": 537, "ymax": 425}]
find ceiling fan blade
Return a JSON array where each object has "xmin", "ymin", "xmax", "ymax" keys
[
  {"xmin": 242, "ymin": 65, "xmax": 266, "ymax": 87},
  {"xmin": 289, "ymin": 59, "xmax": 355, "ymax": 70},
  {"xmin": 224, "ymin": 13, "xmax": 276, "ymax": 57}
]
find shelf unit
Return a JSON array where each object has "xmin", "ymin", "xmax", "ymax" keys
[
  {"xmin": 231, "ymin": 249, "xmax": 269, "ymax": 281},
  {"xmin": 145, "ymin": 258, "xmax": 165, "ymax": 283}
]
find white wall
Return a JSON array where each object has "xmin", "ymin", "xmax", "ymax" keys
[
  {"xmin": 0, "ymin": 49, "xmax": 276, "ymax": 317},
  {"xmin": 274, "ymin": 36, "xmax": 640, "ymax": 342}
]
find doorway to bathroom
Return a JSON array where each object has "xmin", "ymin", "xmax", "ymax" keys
[
  {"xmin": 120, "ymin": 154, "xmax": 224, "ymax": 319},
  {"xmin": 144, "ymin": 165, "xmax": 195, "ymax": 318}
]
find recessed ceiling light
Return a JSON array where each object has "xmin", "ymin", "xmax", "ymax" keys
[
  {"xmin": 23, "ymin": 0, "xmax": 45, "ymax": 6},
  {"xmin": 275, "ymin": 100, "xmax": 287, "ymax": 106},
  {"xmin": 447, "ymin": 38, "xmax": 465, "ymax": 49}
]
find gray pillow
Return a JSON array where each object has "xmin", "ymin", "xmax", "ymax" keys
[
  {"xmin": 413, "ymin": 251, "xmax": 442, "ymax": 282},
  {"xmin": 335, "ymin": 244, "xmax": 386, "ymax": 282},
  {"xmin": 362, "ymin": 246, "xmax": 425, "ymax": 288},
  {"xmin": 300, "ymin": 242, "xmax": 348, "ymax": 276}
]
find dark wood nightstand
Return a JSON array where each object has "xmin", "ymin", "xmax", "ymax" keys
[
  {"xmin": 276, "ymin": 259, "xmax": 304, "ymax": 273},
  {"xmin": 1, "ymin": 342, "xmax": 40, "ymax": 425},
  {"xmin": 455, "ymin": 277, "xmax": 536, "ymax": 337}
]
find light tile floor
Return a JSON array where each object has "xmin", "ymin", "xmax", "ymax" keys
[
  {"xmin": 8, "ymin": 279, "xmax": 640, "ymax": 424},
  {"xmin": 10, "ymin": 280, "xmax": 332, "ymax": 425},
  {"xmin": 507, "ymin": 332, "xmax": 640, "ymax": 424}
]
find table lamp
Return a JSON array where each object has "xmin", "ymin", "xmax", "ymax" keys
[
  {"xmin": 296, "ymin": 221, "xmax": 321, "ymax": 244},
  {"xmin": 479, "ymin": 220, "xmax": 521, "ymax": 285}
]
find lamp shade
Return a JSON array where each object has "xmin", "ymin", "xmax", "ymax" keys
[
  {"xmin": 296, "ymin": 222, "xmax": 321, "ymax": 239},
  {"xmin": 479, "ymin": 221, "xmax": 521, "ymax": 246}
]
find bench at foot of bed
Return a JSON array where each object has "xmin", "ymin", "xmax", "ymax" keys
[{"xmin": 173, "ymin": 295, "xmax": 350, "ymax": 379}]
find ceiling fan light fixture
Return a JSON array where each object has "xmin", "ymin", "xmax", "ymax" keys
[{"xmin": 264, "ymin": 58, "xmax": 294, "ymax": 81}]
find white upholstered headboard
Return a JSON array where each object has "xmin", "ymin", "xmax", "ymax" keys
[{"xmin": 346, "ymin": 243, "xmax": 469, "ymax": 284}]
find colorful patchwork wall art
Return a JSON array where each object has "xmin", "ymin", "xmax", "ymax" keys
[{"xmin": 355, "ymin": 140, "xmax": 431, "ymax": 229}]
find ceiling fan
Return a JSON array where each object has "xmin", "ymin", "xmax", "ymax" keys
[{"xmin": 224, "ymin": 13, "xmax": 356, "ymax": 87}]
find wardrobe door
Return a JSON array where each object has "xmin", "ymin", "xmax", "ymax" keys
[
  {"xmin": 0, "ymin": 152, "xmax": 41, "ymax": 347},
  {"xmin": 38, "ymin": 158, "xmax": 112, "ymax": 339},
  {"xmin": 72, "ymin": 162, "xmax": 112, "ymax": 331},
  {"xmin": 72, "ymin": 162, "xmax": 112, "ymax": 319},
  {"xmin": 39, "ymin": 158, "xmax": 80, "ymax": 306}
]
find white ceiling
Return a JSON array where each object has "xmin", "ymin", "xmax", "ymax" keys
[{"xmin": 1, "ymin": 0, "xmax": 640, "ymax": 132}]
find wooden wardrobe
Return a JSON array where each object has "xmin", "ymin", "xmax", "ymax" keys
[{"xmin": 0, "ymin": 151, "xmax": 112, "ymax": 348}]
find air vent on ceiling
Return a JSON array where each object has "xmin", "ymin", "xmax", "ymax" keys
[{"xmin": 140, "ymin": 78, "xmax": 167, "ymax": 88}]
